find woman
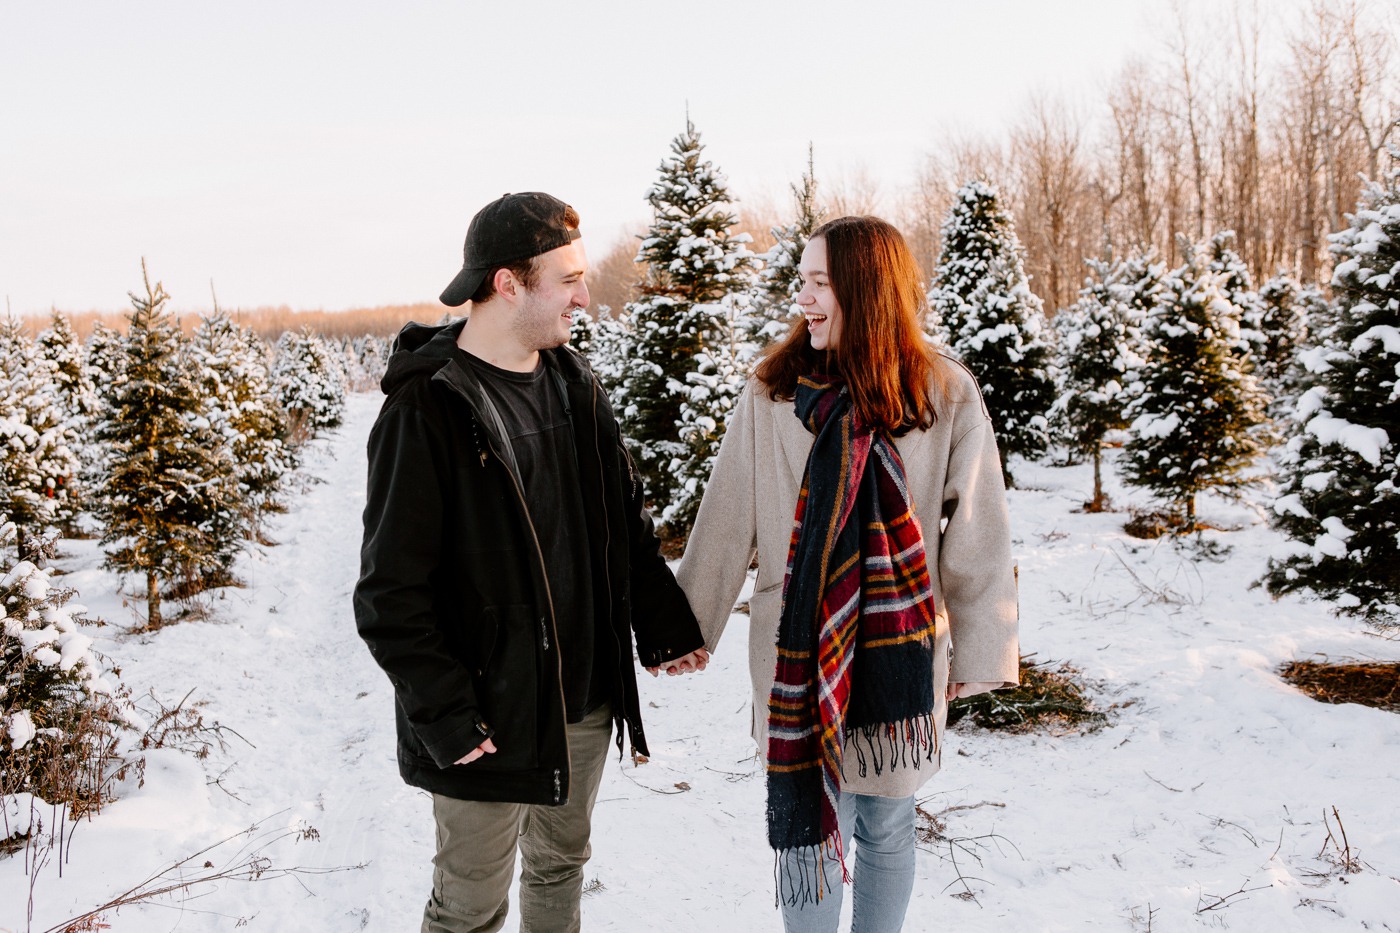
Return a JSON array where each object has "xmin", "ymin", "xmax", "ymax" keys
[{"xmin": 676, "ymin": 215, "xmax": 1019, "ymax": 932}]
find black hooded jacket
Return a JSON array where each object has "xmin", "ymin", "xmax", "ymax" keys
[{"xmin": 353, "ymin": 320, "xmax": 703, "ymax": 805}]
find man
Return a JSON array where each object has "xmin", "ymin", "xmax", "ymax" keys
[{"xmin": 353, "ymin": 191, "xmax": 709, "ymax": 933}]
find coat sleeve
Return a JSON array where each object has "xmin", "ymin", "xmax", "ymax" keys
[
  {"xmin": 939, "ymin": 414, "xmax": 1021, "ymax": 687},
  {"xmin": 674, "ymin": 381, "xmax": 759, "ymax": 654},
  {"xmin": 353, "ymin": 403, "xmax": 491, "ymax": 768},
  {"xmin": 618, "ymin": 437, "xmax": 707, "ymax": 668}
]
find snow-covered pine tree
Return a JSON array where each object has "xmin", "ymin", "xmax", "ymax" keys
[
  {"xmin": 587, "ymin": 309, "xmax": 631, "ymax": 405},
  {"xmin": 663, "ymin": 289, "xmax": 759, "ymax": 533},
  {"xmin": 1051, "ymin": 250, "xmax": 1160, "ymax": 509},
  {"xmin": 749, "ymin": 145, "xmax": 825, "ymax": 347},
  {"xmin": 1264, "ymin": 171, "xmax": 1400, "ymax": 629},
  {"xmin": 192, "ymin": 312, "xmax": 296, "ymax": 544},
  {"xmin": 271, "ymin": 328, "xmax": 346, "ymax": 441},
  {"xmin": 356, "ymin": 334, "xmax": 389, "ymax": 390},
  {"xmin": 928, "ymin": 180, "xmax": 1057, "ymax": 484},
  {"xmin": 616, "ymin": 119, "xmax": 758, "ymax": 521},
  {"xmin": 0, "ymin": 515, "xmax": 130, "ymax": 812},
  {"xmin": 1120, "ymin": 237, "xmax": 1269, "ymax": 529},
  {"xmin": 1255, "ymin": 272, "xmax": 1324, "ymax": 409},
  {"xmin": 95, "ymin": 265, "xmax": 243, "ymax": 627},
  {"xmin": 1205, "ymin": 231, "xmax": 1270, "ymax": 366},
  {"xmin": 85, "ymin": 322, "xmax": 125, "ymax": 385},
  {"xmin": 0, "ymin": 318, "xmax": 81, "ymax": 561},
  {"xmin": 36, "ymin": 311, "xmax": 101, "ymax": 520},
  {"xmin": 568, "ymin": 308, "xmax": 597, "ymax": 357}
]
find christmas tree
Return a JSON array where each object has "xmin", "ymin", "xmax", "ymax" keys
[
  {"xmin": 271, "ymin": 328, "xmax": 346, "ymax": 441},
  {"xmin": 0, "ymin": 318, "xmax": 80, "ymax": 561},
  {"xmin": 1051, "ymin": 250, "xmax": 1160, "ymax": 509},
  {"xmin": 1264, "ymin": 170, "xmax": 1400, "ymax": 628},
  {"xmin": 749, "ymin": 145, "xmax": 825, "ymax": 347},
  {"xmin": 94, "ymin": 264, "xmax": 242, "ymax": 627},
  {"xmin": 616, "ymin": 118, "xmax": 757, "ymax": 521},
  {"xmin": 1120, "ymin": 237, "xmax": 1269, "ymax": 529},
  {"xmin": 192, "ymin": 312, "xmax": 296, "ymax": 543},
  {"xmin": 929, "ymin": 181, "xmax": 1057, "ymax": 483}
]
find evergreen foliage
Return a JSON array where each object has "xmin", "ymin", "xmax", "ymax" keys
[
  {"xmin": 568, "ymin": 308, "xmax": 597, "ymax": 357},
  {"xmin": 616, "ymin": 119, "xmax": 758, "ymax": 521},
  {"xmin": 192, "ymin": 313, "xmax": 296, "ymax": 542},
  {"xmin": 0, "ymin": 318, "xmax": 81, "ymax": 560},
  {"xmin": 749, "ymin": 145, "xmax": 825, "ymax": 347},
  {"xmin": 94, "ymin": 265, "xmax": 243, "ymax": 628},
  {"xmin": 37, "ymin": 311, "xmax": 101, "ymax": 520},
  {"xmin": 1120, "ymin": 236, "xmax": 1269, "ymax": 527},
  {"xmin": 1264, "ymin": 172, "xmax": 1400, "ymax": 629},
  {"xmin": 929, "ymin": 181, "xmax": 1057, "ymax": 483},
  {"xmin": 663, "ymin": 290, "xmax": 758, "ymax": 533},
  {"xmin": 272, "ymin": 328, "xmax": 347, "ymax": 440},
  {"xmin": 1205, "ymin": 231, "xmax": 1270, "ymax": 366},
  {"xmin": 1256, "ymin": 272, "xmax": 1325, "ymax": 409},
  {"xmin": 1, "ymin": 517, "xmax": 130, "ymax": 814},
  {"xmin": 1051, "ymin": 250, "xmax": 1160, "ymax": 509}
]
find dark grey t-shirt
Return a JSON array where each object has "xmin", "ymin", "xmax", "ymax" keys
[{"xmin": 456, "ymin": 350, "xmax": 607, "ymax": 722}]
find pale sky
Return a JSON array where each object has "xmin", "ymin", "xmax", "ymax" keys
[{"xmin": 4, "ymin": 0, "xmax": 1217, "ymax": 315}]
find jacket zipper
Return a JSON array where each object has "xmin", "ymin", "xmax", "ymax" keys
[
  {"xmin": 477, "ymin": 412, "xmax": 571, "ymax": 798},
  {"xmin": 590, "ymin": 380, "xmax": 628, "ymax": 701}
]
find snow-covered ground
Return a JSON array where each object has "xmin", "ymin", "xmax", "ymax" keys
[{"xmin": 4, "ymin": 392, "xmax": 1398, "ymax": 932}]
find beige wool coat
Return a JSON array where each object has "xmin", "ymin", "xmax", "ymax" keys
[{"xmin": 675, "ymin": 359, "xmax": 1020, "ymax": 798}]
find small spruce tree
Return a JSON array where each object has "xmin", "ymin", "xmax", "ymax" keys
[
  {"xmin": 0, "ymin": 516, "xmax": 130, "ymax": 813},
  {"xmin": 94, "ymin": 264, "xmax": 243, "ymax": 627},
  {"xmin": 272, "ymin": 328, "xmax": 347, "ymax": 441},
  {"xmin": 749, "ymin": 145, "xmax": 826, "ymax": 347},
  {"xmin": 929, "ymin": 181, "xmax": 1057, "ymax": 484},
  {"xmin": 1264, "ymin": 171, "xmax": 1400, "ymax": 628},
  {"xmin": 1120, "ymin": 237, "xmax": 1269, "ymax": 529},
  {"xmin": 193, "ymin": 312, "xmax": 296, "ymax": 545},
  {"xmin": 0, "ymin": 318, "xmax": 81, "ymax": 561},
  {"xmin": 37, "ymin": 311, "xmax": 101, "ymax": 521},
  {"xmin": 1051, "ymin": 250, "xmax": 1160, "ymax": 509},
  {"xmin": 617, "ymin": 118, "xmax": 758, "ymax": 518}
]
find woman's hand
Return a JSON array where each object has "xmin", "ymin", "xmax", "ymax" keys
[
  {"xmin": 646, "ymin": 647, "xmax": 710, "ymax": 677},
  {"xmin": 945, "ymin": 681, "xmax": 1002, "ymax": 702}
]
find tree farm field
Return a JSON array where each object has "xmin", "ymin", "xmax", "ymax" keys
[{"xmin": 2, "ymin": 393, "xmax": 1397, "ymax": 932}]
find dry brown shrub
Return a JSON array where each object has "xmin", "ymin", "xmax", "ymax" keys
[{"xmin": 1280, "ymin": 658, "xmax": 1400, "ymax": 712}]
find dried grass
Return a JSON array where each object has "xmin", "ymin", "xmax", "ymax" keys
[
  {"xmin": 949, "ymin": 655, "xmax": 1108, "ymax": 734},
  {"xmin": 1279, "ymin": 658, "xmax": 1400, "ymax": 712}
]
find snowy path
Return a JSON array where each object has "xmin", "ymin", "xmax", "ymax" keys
[{"xmin": 4, "ymin": 394, "xmax": 1399, "ymax": 932}]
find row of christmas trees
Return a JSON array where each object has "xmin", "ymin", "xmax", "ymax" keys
[
  {"xmin": 0, "ymin": 266, "xmax": 398, "ymax": 816},
  {"xmin": 0, "ymin": 263, "xmax": 393, "ymax": 627},
  {"xmin": 574, "ymin": 121, "xmax": 1398, "ymax": 630}
]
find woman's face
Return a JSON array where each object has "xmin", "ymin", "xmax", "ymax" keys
[{"xmin": 796, "ymin": 236, "xmax": 843, "ymax": 352}]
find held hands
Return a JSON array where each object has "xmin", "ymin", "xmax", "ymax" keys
[
  {"xmin": 646, "ymin": 647, "xmax": 710, "ymax": 678},
  {"xmin": 454, "ymin": 737, "xmax": 498, "ymax": 766},
  {"xmin": 946, "ymin": 681, "xmax": 1002, "ymax": 702}
]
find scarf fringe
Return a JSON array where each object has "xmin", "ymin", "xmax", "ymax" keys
[
  {"xmin": 848, "ymin": 714, "xmax": 938, "ymax": 779},
  {"xmin": 774, "ymin": 832, "xmax": 850, "ymax": 908}
]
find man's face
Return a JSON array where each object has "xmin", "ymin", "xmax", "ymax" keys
[{"xmin": 512, "ymin": 240, "xmax": 590, "ymax": 351}]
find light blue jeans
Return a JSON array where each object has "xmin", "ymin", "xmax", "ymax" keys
[{"xmin": 780, "ymin": 792, "xmax": 917, "ymax": 933}]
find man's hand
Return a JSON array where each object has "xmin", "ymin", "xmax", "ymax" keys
[
  {"xmin": 646, "ymin": 647, "xmax": 710, "ymax": 677},
  {"xmin": 946, "ymin": 682, "xmax": 1002, "ymax": 702},
  {"xmin": 454, "ymin": 738, "xmax": 498, "ymax": 765}
]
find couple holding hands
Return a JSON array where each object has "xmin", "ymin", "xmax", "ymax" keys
[{"xmin": 353, "ymin": 192, "xmax": 1018, "ymax": 933}]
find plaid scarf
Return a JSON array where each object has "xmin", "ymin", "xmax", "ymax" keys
[{"xmin": 767, "ymin": 376, "xmax": 938, "ymax": 902}]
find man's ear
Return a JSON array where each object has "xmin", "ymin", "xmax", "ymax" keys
[{"xmin": 492, "ymin": 267, "xmax": 520, "ymax": 301}]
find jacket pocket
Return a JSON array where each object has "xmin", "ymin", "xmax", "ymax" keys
[{"xmin": 461, "ymin": 603, "xmax": 540, "ymax": 771}]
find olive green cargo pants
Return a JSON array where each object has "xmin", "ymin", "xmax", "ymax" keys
[{"xmin": 421, "ymin": 704, "xmax": 614, "ymax": 933}]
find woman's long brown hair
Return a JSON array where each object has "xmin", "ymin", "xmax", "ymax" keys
[{"xmin": 753, "ymin": 215, "xmax": 948, "ymax": 434}]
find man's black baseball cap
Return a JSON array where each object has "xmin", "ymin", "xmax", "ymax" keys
[{"xmin": 439, "ymin": 192, "xmax": 581, "ymax": 307}]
